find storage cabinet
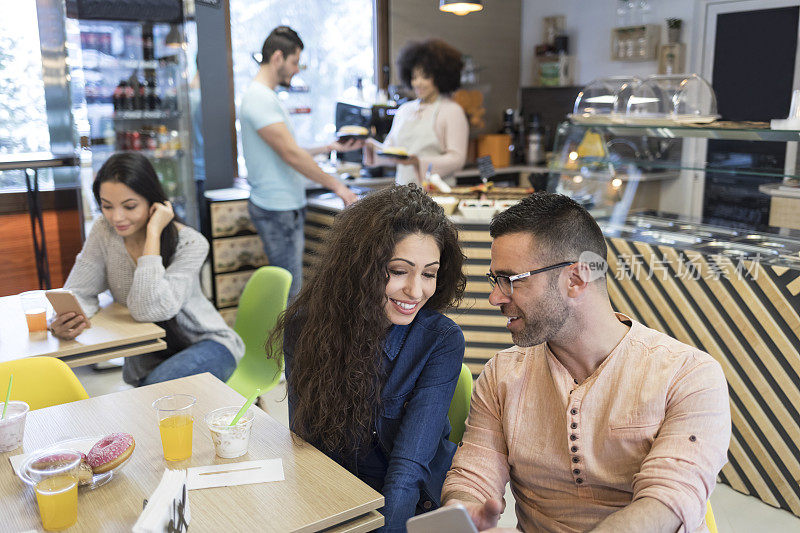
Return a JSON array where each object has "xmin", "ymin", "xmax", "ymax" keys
[{"xmin": 204, "ymin": 189, "xmax": 268, "ymax": 327}]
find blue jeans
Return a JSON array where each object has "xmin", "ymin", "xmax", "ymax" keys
[
  {"xmin": 247, "ymin": 201, "xmax": 305, "ymax": 299},
  {"xmin": 139, "ymin": 340, "xmax": 236, "ymax": 386}
]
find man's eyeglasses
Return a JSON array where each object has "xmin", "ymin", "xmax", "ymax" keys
[{"xmin": 486, "ymin": 261, "xmax": 576, "ymax": 296}]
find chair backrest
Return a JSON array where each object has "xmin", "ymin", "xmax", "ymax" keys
[
  {"xmin": 447, "ymin": 364, "xmax": 473, "ymax": 444},
  {"xmin": 233, "ymin": 266, "xmax": 292, "ymax": 380},
  {"xmin": 0, "ymin": 357, "xmax": 88, "ymax": 410},
  {"xmin": 705, "ymin": 500, "xmax": 717, "ymax": 533}
]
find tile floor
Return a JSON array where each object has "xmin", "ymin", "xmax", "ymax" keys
[{"xmin": 74, "ymin": 366, "xmax": 800, "ymax": 532}]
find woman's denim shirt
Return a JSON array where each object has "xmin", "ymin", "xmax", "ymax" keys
[{"xmin": 284, "ymin": 309, "xmax": 465, "ymax": 532}]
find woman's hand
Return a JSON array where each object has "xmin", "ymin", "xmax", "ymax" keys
[
  {"xmin": 49, "ymin": 312, "xmax": 89, "ymax": 340},
  {"xmin": 147, "ymin": 201, "xmax": 174, "ymax": 236}
]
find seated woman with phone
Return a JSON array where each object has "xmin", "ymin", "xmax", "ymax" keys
[{"xmin": 52, "ymin": 152, "xmax": 244, "ymax": 386}]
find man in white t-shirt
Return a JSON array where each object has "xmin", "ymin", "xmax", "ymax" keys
[{"xmin": 240, "ymin": 26, "xmax": 359, "ymax": 298}]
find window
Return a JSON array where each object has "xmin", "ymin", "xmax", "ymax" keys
[
  {"xmin": 229, "ymin": 0, "xmax": 375, "ymax": 177},
  {"xmin": 0, "ymin": 1, "xmax": 52, "ymax": 189}
]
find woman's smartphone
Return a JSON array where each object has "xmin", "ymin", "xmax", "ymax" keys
[
  {"xmin": 45, "ymin": 289, "xmax": 90, "ymax": 327},
  {"xmin": 406, "ymin": 504, "xmax": 479, "ymax": 533}
]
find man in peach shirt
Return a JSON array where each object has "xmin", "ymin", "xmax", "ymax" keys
[{"xmin": 442, "ymin": 193, "xmax": 731, "ymax": 532}]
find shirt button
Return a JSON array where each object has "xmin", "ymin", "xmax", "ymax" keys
[
  {"xmin": 570, "ymin": 434, "xmax": 578, "ymax": 441},
  {"xmin": 404, "ymin": 401, "xmax": 409, "ymax": 408},
  {"xmin": 573, "ymin": 469, "xmax": 580, "ymax": 475},
  {"xmin": 572, "ymin": 456, "xmax": 580, "ymax": 463},
  {"xmin": 570, "ymin": 408, "xmax": 578, "ymax": 415},
  {"xmin": 458, "ymin": 441, "xmax": 463, "ymax": 447},
  {"xmin": 576, "ymin": 478, "xmax": 584, "ymax": 484},
  {"xmin": 689, "ymin": 435, "xmax": 697, "ymax": 442},
  {"xmin": 423, "ymin": 501, "xmax": 432, "ymax": 510},
  {"xmin": 571, "ymin": 446, "xmax": 578, "ymax": 453},
  {"xmin": 570, "ymin": 422, "xmax": 577, "ymax": 429}
]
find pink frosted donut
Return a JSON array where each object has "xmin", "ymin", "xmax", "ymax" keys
[{"xmin": 87, "ymin": 433, "xmax": 135, "ymax": 473}]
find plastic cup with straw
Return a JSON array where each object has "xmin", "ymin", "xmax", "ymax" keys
[
  {"xmin": 0, "ymin": 375, "xmax": 29, "ymax": 453},
  {"xmin": 204, "ymin": 388, "xmax": 260, "ymax": 459}
]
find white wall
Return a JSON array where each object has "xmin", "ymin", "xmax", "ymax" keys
[{"xmin": 520, "ymin": 0, "xmax": 697, "ymax": 87}]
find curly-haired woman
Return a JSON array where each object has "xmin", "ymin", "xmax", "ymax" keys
[
  {"xmin": 271, "ymin": 185, "xmax": 466, "ymax": 532},
  {"xmin": 365, "ymin": 39, "xmax": 469, "ymax": 186}
]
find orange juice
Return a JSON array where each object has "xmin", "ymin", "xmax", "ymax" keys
[
  {"xmin": 25, "ymin": 309, "xmax": 47, "ymax": 332},
  {"xmin": 35, "ymin": 474, "xmax": 78, "ymax": 531},
  {"xmin": 158, "ymin": 414, "xmax": 193, "ymax": 461}
]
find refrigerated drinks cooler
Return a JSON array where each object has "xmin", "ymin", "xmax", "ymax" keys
[{"xmin": 64, "ymin": 0, "xmax": 198, "ymax": 226}]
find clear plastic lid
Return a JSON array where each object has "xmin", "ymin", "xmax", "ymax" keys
[
  {"xmin": 571, "ymin": 76, "xmax": 641, "ymax": 122},
  {"xmin": 626, "ymin": 74, "xmax": 718, "ymax": 124}
]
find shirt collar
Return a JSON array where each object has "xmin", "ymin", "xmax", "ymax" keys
[{"xmin": 383, "ymin": 322, "xmax": 412, "ymax": 361}]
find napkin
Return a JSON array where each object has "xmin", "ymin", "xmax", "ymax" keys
[
  {"xmin": 133, "ymin": 468, "xmax": 190, "ymax": 533},
  {"xmin": 186, "ymin": 458, "xmax": 284, "ymax": 490}
]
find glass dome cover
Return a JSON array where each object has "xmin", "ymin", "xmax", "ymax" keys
[
  {"xmin": 571, "ymin": 76, "xmax": 641, "ymax": 123},
  {"xmin": 625, "ymin": 73, "xmax": 719, "ymax": 124}
]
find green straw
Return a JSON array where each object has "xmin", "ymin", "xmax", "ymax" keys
[
  {"xmin": 1, "ymin": 375, "xmax": 12, "ymax": 420},
  {"xmin": 230, "ymin": 388, "xmax": 260, "ymax": 426}
]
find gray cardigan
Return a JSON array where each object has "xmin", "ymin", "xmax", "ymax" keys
[{"xmin": 64, "ymin": 217, "xmax": 244, "ymax": 383}]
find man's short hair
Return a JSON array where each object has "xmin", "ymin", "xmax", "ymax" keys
[
  {"xmin": 261, "ymin": 26, "xmax": 303, "ymax": 64},
  {"xmin": 489, "ymin": 193, "xmax": 608, "ymax": 279}
]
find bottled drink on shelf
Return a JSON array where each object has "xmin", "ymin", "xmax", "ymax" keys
[
  {"xmin": 123, "ymin": 81, "xmax": 135, "ymax": 111},
  {"xmin": 112, "ymin": 82, "xmax": 123, "ymax": 111},
  {"xmin": 157, "ymin": 125, "xmax": 170, "ymax": 149},
  {"xmin": 143, "ymin": 34, "xmax": 154, "ymax": 61},
  {"xmin": 130, "ymin": 130, "xmax": 142, "ymax": 150},
  {"xmin": 135, "ymin": 80, "xmax": 145, "ymax": 111},
  {"xmin": 145, "ymin": 79, "xmax": 160, "ymax": 110}
]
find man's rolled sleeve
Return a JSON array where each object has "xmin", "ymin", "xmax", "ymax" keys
[
  {"xmin": 632, "ymin": 358, "xmax": 731, "ymax": 531},
  {"xmin": 442, "ymin": 356, "xmax": 511, "ymax": 505}
]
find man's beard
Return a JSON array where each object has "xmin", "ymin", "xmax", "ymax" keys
[{"xmin": 506, "ymin": 280, "xmax": 569, "ymax": 347}]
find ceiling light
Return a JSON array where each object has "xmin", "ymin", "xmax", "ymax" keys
[{"xmin": 439, "ymin": 1, "xmax": 483, "ymax": 16}]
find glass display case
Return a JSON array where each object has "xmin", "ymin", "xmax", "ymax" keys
[
  {"xmin": 626, "ymin": 74, "xmax": 719, "ymax": 125},
  {"xmin": 550, "ymin": 117, "xmax": 800, "ymax": 249},
  {"xmin": 64, "ymin": 8, "xmax": 198, "ymax": 226},
  {"xmin": 569, "ymin": 76, "xmax": 640, "ymax": 124}
]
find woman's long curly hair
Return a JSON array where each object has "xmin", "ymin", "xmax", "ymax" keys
[{"xmin": 269, "ymin": 185, "xmax": 466, "ymax": 457}]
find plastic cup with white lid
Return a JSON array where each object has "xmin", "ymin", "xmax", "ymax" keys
[
  {"xmin": 0, "ymin": 400, "xmax": 29, "ymax": 452},
  {"xmin": 205, "ymin": 406, "xmax": 255, "ymax": 458}
]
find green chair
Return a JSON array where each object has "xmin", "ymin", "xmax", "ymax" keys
[
  {"xmin": 447, "ymin": 363, "xmax": 474, "ymax": 444},
  {"xmin": 226, "ymin": 266, "xmax": 292, "ymax": 398}
]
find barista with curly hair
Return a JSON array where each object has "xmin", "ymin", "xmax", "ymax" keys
[
  {"xmin": 270, "ymin": 185, "xmax": 467, "ymax": 532},
  {"xmin": 366, "ymin": 39, "xmax": 469, "ymax": 186}
]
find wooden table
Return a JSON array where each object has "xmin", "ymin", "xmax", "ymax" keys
[
  {"xmin": 0, "ymin": 296, "xmax": 166, "ymax": 368},
  {"xmin": 0, "ymin": 373, "xmax": 384, "ymax": 532}
]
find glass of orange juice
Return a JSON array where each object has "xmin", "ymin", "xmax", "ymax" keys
[
  {"xmin": 20, "ymin": 291, "xmax": 48, "ymax": 332},
  {"xmin": 25, "ymin": 449, "xmax": 81, "ymax": 531},
  {"xmin": 153, "ymin": 394, "xmax": 196, "ymax": 461}
]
